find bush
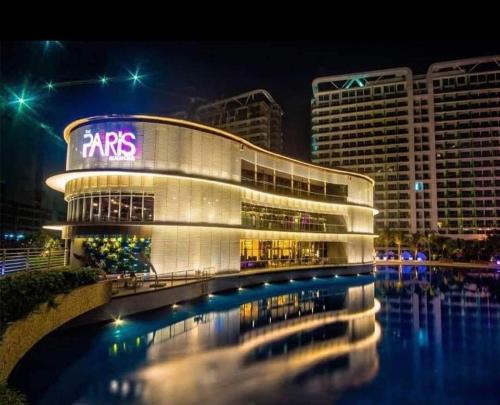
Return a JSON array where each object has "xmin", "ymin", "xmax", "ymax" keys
[
  {"xmin": 0, "ymin": 267, "xmax": 99, "ymax": 333},
  {"xmin": 0, "ymin": 383, "xmax": 26, "ymax": 404}
]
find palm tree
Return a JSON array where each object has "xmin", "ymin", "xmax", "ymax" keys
[
  {"xmin": 376, "ymin": 227, "xmax": 390, "ymax": 251},
  {"xmin": 418, "ymin": 233, "xmax": 431, "ymax": 259},
  {"xmin": 393, "ymin": 230, "xmax": 405, "ymax": 259},
  {"xmin": 407, "ymin": 232, "xmax": 425, "ymax": 259},
  {"xmin": 429, "ymin": 233, "xmax": 448, "ymax": 260}
]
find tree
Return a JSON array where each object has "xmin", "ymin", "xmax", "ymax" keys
[
  {"xmin": 376, "ymin": 227, "xmax": 395, "ymax": 256},
  {"xmin": 393, "ymin": 230, "xmax": 405, "ymax": 259},
  {"xmin": 407, "ymin": 232, "xmax": 427, "ymax": 258}
]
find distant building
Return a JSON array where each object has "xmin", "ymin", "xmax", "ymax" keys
[
  {"xmin": 194, "ymin": 90, "xmax": 284, "ymax": 153},
  {"xmin": 311, "ymin": 55, "xmax": 500, "ymax": 239}
]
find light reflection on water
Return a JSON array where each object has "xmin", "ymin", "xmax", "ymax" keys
[{"xmin": 10, "ymin": 268, "xmax": 500, "ymax": 404}]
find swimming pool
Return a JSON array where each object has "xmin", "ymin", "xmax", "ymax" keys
[{"xmin": 10, "ymin": 267, "xmax": 500, "ymax": 404}]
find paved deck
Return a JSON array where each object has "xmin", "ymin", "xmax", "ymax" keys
[
  {"xmin": 110, "ymin": 260, "xmax": 499, "ymax": 298},
  {"xmin": 111, "ymin": 263, "xmax": 372, "ymax": 298}
]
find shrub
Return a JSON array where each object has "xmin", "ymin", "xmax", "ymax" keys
[
  {"xmin": 0, "ymin": 383, "xmax": 26, "ymax": 404},
  {"xmin": 0, "ymin": 267, "xmax": 99, "ymax": 333},
  {"xmin": 82, "ymin": 236, "xmax": 151, "ymax": 274}
]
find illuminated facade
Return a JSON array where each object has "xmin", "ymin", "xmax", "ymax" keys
[
  {"xmin": 311, "ymin": 55, "xmax": 500, "ymax": 239},
  {"xmin": 46, "ymin": 115, "xmax": 376, "ymax": 274}
]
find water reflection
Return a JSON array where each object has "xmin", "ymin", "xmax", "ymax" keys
[
  {"xmin": 15, "ymin": 278, "xmax": 380, "ymax": 404},
  {"xmin": 12, "ymin": 268, "xmax": 500, "ymax": 404},
  {"xmin": 120, "ymin": 282, "xmax": 380, "ymax": 404}
]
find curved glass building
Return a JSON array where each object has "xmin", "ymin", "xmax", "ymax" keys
[{"xmin": 46, "ymin": 116, "xmax": 376, "ymax": 274}]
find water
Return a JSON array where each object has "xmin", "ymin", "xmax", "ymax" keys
[{"xmin": 10, "ymin": 267, "xmax": 500, "ymax": 404}]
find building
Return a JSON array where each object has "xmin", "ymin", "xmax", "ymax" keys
[
  {"xmin": 194, "ymin": 89, "xmax": 284, "ymax": 153},
  {"xmin": 311, "ymin": 55, "xmax": 500, "ymax": 239},
  {"xmin": 45, "ymin": 115, "xmax": 376, "ymax": 274}
]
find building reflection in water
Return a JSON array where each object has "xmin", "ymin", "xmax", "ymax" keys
[
  {"xmin": 372, "ymin": 265, "xmax": 500, "ymax": 403},
  {"xmin": 13, "ymin": 269, "xmax": 500, "ymax": 404},
  {"xmin": 105, "ymin": 282, "xmax": 380, "ymax": 404}
]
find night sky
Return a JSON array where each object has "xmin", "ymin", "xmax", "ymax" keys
[{"xmin": 1, "ymin": 40, "xmax": 499, "ymax": 212}]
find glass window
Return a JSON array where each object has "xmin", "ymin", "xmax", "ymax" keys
[
  {"xmin": 69, "ymin": 192, "xmax": 154, "ymax": 223},
  {"xmin": 91, "ymin": 195, "xmax": 100, "ymax": 221},
  {"xmin": 120, "ymin": 195, "xmax": 131, "ymax": 221},
  {"xmin": 143, "ymin": 195, "xmax": 154, "ymax": 221},
  {"xmin": 101, "ymin": 195, "xmax": 110, "ymax": 221},
  {"xmin": 131, "ymin": 196, "xmax": 143, "ymax": 221},
  {"xmin": 83, "ymin": 196, "xmax": 91, "ymax": 222},
  {"xmin": 110, "ymin": 195, "xmax": 120, "ymax": 221}
]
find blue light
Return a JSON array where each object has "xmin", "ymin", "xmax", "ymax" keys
[
  {"xmin": 99, "ymin": 75, "xmax": 109, "ymax": 85},
  {"xmin": 415, "ymin": 181, "xmax": 424, "ymax": 192},
  {"xmin": 128, "ymin": 69, "xmax": 143, "ymax": 85}
]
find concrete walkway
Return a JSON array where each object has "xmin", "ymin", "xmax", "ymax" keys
[
  {"xmin": 111, "ymin": 263, "xmax": 372, "ymax": 298},
  {"xmin": 111, "ymin": 260, "xmax": 499, "ymax": 298}
]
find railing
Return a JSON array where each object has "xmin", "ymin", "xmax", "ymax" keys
[
  {"xmin": 110, "ymin": 267, "xmax": 214, "ymax": 293},
  {"xmin": 0, "ymin": 247, "xmax": 68, "ymax": 276},
  {"xmin": 157, "ymin": 267, "xmax": 213, "ymax": 288},
  {"xmin": 241, "ymin": 176, "xmax": 348, "ymax": 204},
  {"xmin": 240, "ymin": 257, "xmax": 348, "ymax": 271},
  {"xmin": 241, "ymin": 217, "xmax": 348, "ymax": 233}
]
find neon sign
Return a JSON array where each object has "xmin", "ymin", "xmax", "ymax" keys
[{"xmin": 82, "ymin": 129, "xmax": 137, "ymax": 161}]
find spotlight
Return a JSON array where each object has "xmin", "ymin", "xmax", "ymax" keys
[{"xmin": 114, "ymin": 318, "xmax": 124, "ymax": 326}]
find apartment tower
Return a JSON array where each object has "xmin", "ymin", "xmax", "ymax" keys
[{"xmin": 311, "ymin": 55, "xmax": 500, "ymax": 239}]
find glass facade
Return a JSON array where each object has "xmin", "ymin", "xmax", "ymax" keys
[
  {"xmin": 241, "ymin": 160, "xmax": 348, "ymax": 203},
  {"xmin": 241, "ymin": 203, "xmax": 347, "ymax": 233},
  {"xmin": 240, "ymin": 239, "xmax": 347, "ymax": 269},
  {"xmin": 67, "ymin": 192, "xmax": 154, "ymax": 223}
]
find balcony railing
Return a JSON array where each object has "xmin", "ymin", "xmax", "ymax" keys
[
  {"xmin": 241, "ymin": 217, "xmax": 348, "ymax": 233},
  {"xmin": 241, "ymin": 176, "xmax": 348, "ymax": 204},
  {"xmin": 1, "ymin": 246, "xmax": 68, "ymax": 276}
]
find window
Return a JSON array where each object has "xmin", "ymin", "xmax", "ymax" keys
[{"xmin": 68, "ymin": 192, "xmax": 154, "ymax": 223}]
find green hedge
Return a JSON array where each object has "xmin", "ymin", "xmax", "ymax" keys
[{"xmin": 0, "ymin": 267, "xmax": 100, "ymax": 332}]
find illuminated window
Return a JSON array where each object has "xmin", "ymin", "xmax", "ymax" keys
[{"xmin": 67, "ymin": 192, "xmax": 154, "ymax": 223}]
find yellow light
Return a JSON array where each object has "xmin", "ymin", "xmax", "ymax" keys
[{"xmin": 114, "ymin": 318, "xmax": 124, "ymax": 326}]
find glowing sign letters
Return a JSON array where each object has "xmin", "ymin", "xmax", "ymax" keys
[{"xmin": 82, "ymin": 129, "xmax": 137, "ymax": 161}]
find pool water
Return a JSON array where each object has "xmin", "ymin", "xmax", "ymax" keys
[{"xmin": 10, "ymin": 267, "xmax": 500, "ymax": 404}]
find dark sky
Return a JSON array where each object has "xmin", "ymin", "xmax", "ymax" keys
[{"xmin": 3, "ymin": 40, "xmax": 500, "ymax": 164}]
